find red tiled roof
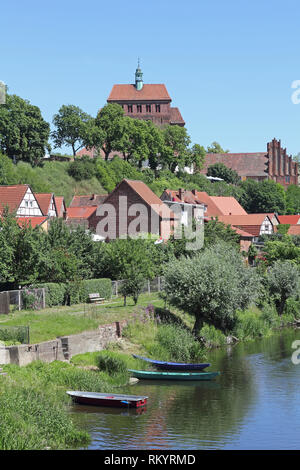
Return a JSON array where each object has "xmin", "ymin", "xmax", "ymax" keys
[
  {"xmin": 54, "ymin": 197, "xmax": 66, "ymax": 218},
  {"xmin": 35, "ymin": 193, "xmax": 54, "ymax": 216},
  {"xmin": 202, "ymin": 152, "xmax": 268, "ymax": 177},
  {"xmin": 17, "ymin": 217, "xmax": 48, "ymax": 228},
  {"xmin": 66, "ymin": 206, "xmax": 97, "ymax": 219},
  {"xmin": 170, "ymin": 107, "xmax": 185, "ymax": 125},
  {"xmin": 287, "ymin": 225, "xmax": 300, "ymax": 235},
  {"xmin": 231, "ymin": 225, "xmax": 255, "ymax": 238},
  {"xmin": 278, "ymin": 215, "xmax": 300, "ymax": 225},
  {"xmin": 69, "ymin": 194, "xmax": 108, "ymax": 208},
  {"xmin": 0, "ymin": 185, "xmax": 29, "ymax": 214},
  {"xmin": 209, "ymin": 196, "xmax": 247, "ymax": 216},
  {"xmin": 216, "ymin": 214, "xmax": 272, "ymax": 236},
  {"xmin": 107, "ymin": 84, "xmax": 171, "ymax": 102}
]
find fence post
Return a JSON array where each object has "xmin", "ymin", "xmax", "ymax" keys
[
  {"xmin": 158, "ymin": 276, "xmax": 161, "ymax": 292},
  {"xmin": 42, "ymin": 288, "xmax": 46, "ymax": 309},
  {"xmin": 148, "ymin": 280, "xmax": 151, "ymax": 294},
  {"xmin": 18, "ymin": 290, "xmax": 21, "ymax": 311}
]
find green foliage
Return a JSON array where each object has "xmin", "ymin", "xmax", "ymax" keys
[
  {"xmin": 207, "ymin": 162, "xmax": 240, "ymax": 184},
  {"xmin": 233, "ymin": 308, "xmax": 271, "ymax": 341},
  {"xmin": 199, "ymin": 324, "xmax": 227, "ymax": 347},
  {"xmin": 163, "ymin": 242, "xmax": 261, "ymax": 334},
  {"xmin": 0, "ymin": 94, "xmax": 50, "ymax": 166},
  {"xmin": 204, "ymin": 219, "xmax": 240, "ymax": 247},
  {"xmin": 285, "ymin": 184, "xmax": 300, "ymax": 214},
  {"xmin": 239, "ymin": 179, "xmax": 286, "ymax": 214},
  {"xmin": 96, "ymin": 351, "xmax": 128, "ymax": 376},
  {"xmin": 206, "ymin": 141, "xmax": 229, "ymax": 153},
  {"xmin": 51, "ymin": 104, "xmax": 94, "ymax": 156},
  {"xmin": 264, "ymin": 236, "xmax": 300, "ymax": 265},
  {"xmin": 67, "ymin": 155, "xmax": 96, "ymax": 181},
  {"xmin": 36, "ymin": 282, "xmax": 67, "ymax": 307},
  {"xmin": 267, "ymin": 260, "xmax": 300, "ymax": 315},
  {"xmin": 80, "ymin": 278, "xmax": 112, "ymax": 302}
]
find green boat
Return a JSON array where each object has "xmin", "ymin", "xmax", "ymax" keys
[{"xmin": 128, "ymin": 369, "xmax": 220, "ymax": 381}]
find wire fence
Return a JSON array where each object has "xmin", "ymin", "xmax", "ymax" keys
[
  {"xmin": 111, "ymin": 276, "xmax": 164, "ymax": 297},
  {"xmin": 0, "ymin": 325, "xmax": 30, "ymax": 344},
  {"xmin": 0, "ymin": 288, "xmax": 46, "ymax": 314}
]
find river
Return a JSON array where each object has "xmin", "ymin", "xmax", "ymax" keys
[{"xmin": 71, "ymin": 328, "xmax": 300, "ymax": 450}]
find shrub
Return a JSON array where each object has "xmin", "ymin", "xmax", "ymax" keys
[
  {"xmin": 199, "ymin": 324, "xmax": 227, "ymax": 347},
  {"xmin": 153, "ymin": 323, "xmax": 205, "ymax": 362},
  {"xmin": 233, "ymin": 308, "xmax": 271, "ymax": 341},
  {"xmin": 36, "ymin": 282, "xmax": 67, "ymax": 307},
  {"xmin": 96, "ymin": 351, "xmax": 128, "ymax": 376}
]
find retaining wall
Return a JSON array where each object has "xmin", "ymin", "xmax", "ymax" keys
[{"xmin": 0, "ymin": 320, "xmax": 128, "ymax": 366}]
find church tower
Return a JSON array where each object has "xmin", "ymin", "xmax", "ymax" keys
[{"xmin": 135, "ymin": 59, "xmax": 143, "ymax": 91}]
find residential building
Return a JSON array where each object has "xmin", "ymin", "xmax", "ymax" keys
[
  {"xmin": 95, "ymin": 179, "xmax": 179, "ymax": 240},
  {"xmin": 0, "ymin": 185, "xmax": 43, "ymax": 217},
  {"xmin": 69, "ymin": 194, "xmax": 108, "ymax": 208},
  {"xmin": 35, "ymin": 193, "xmax": 58, "ymax": 217},
  {"xmin": 202, "ymin": 138, "xmax": 298, "ymax": 187},
  {"xmin": 54, "ymin": 196, "xmax": 66, "ymax": 218},
  {"xmin": 215, "ymin": 214, "xmax": 275, "ymax": 238},
  {"xmin": 277, "ymin": 215, "xmax": 300, "ymax": 225}
]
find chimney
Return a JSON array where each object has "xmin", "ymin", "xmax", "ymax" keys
[{"xmin": 178, "ymin": 188, "xmax": 185, "ymax": 200}]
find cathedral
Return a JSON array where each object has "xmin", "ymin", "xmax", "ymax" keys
[{"xmin": 107, "ymin": 61, "xmax": 185, "ymax": 127}]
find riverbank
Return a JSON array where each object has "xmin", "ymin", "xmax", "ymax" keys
[{"xmin": 0, "ymin": 296, "xmax": 299, "ymax": 450}]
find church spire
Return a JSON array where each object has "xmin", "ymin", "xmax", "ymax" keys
[{"xmin": 135, "ymin": 58, "xmax": 143, "ymax": 91}]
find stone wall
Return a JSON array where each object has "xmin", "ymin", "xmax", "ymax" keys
[{"xmin": 0, "ymin": 320, "xmax": 128, "ymax": 366}]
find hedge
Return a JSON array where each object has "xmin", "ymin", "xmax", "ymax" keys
[
  {"xmin": 79, "ymin": 278, "xmax": 112, "ymax": 303},
  {"xmin": 36, "ymin": 279, "xmax": 112, "ymax": 307}
]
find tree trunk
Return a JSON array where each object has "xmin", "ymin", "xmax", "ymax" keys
[{"xmin": 192, "ymin": 316, "xmax": 203, "ymax": 337}]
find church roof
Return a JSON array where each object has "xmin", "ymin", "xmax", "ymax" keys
[{"xmin": 107, "ymin": 84, "xmax": 171, "ymax": 102}]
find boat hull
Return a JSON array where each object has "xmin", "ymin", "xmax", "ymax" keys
[
  {"xmin": 128, "ymin": 369, "xmax": 220, "ymax": 381},
  {"xmin": 132, "ymin": 354, "xmax": 211, "ymax": 371},
  {"xmin": 67, "ymin": 391, "xmax": 148, "ymax": 408}
]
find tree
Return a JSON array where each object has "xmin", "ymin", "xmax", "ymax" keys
[
  {"xmin": 163, "ymin": 242, "xmax": 260, "ymax": 335},
  {"xmin": 118, "ymin": 117, "xmax": 150, "ymax": 167},
  {"xmin": 160, "ymin": 125, "xmax": 191, "ymax": 173},
  {"xmin": 51, "ymin": 105, "xmax": 95, "ymax": 156},
  {"xmin": 206, "ymin": 142, "xmax": 229, "ymax": 153},
  {"xmin": 204, "ymin": 219, "xmax": 240, "ymax": 247},
  {"xmin": 0, "ymin": 94, "xmax": 50, "ymax": 166},
  {"xmin": 267, "ymin": 260, "xmax": 299, "ymax": 315},
  {"xmin": 285, "ymin": 184, "xmax": 300, "ymax": 214},
  {"xmin": 94, "ymin": 103, "xmax": 125, "ymax": 160},
  {"xmin": 207, "ymin": 162, "xmax": 240, "ymax": 184},
  {"xmin": 240, "ymin": 179, "xmax": 286, "ymax": 214}
]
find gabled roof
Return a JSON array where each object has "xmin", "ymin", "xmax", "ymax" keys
[
  {"xmin": 107, "ymin": 84, "xmax": 171, "ymax": 102},
  {"xmin": 0, "ymin": 184, "xmax": 30, "ymax": 214},
  {"xmin": 170, "ymin": 107, "xmax": 185, "ymax": 125},
  {"xmin": 209, "ymin": 196, "xmax": 247, "ymax": 216},
  {"xmin": 54, "ymin": 196, "xmax": 66, "ymax": 218},
  {"xmin": 104, "ymin": 179, "xmax": 178, "ymax": 219},
  {"xmin": 278, "ymin": 215, "xmax": 300, "ymax": 225},
  {"xmin": 17, "ymin": 216, "xmax": 48, "ymax": 228},
  {"xmin": 66, "ymin": 206, "xmax": 97, "ymax": 219},
  {"xmin": 69, "ymin": 194, "xmax": 108, "ymax": 208},
  {"xmin": 216, "ymin": 214, "xmax": 272, "ymax": 236},
  {"xmin": 35, "ymin": 193, "xmax": 56, "ymax": 216}
]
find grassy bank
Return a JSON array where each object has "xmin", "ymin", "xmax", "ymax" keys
[{"xmin": 0, "ymin": 293, "xmax": 164, "ymax": 344}]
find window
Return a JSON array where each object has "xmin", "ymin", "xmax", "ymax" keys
[
  {"xmin": 137, "ymin": 104, "xmax": 142, "ymax": 113},
  {"xmin": 285, "ymin": 175, "xmax": 290, "ymax": 183},
  {"xmin": 156, "ymin": 104, "xmax": 161, "ymax": 112},
  {"xmin": 146, "ymin": 104, "xmax": 151, "ymax": 112},
  {"xmin": 128, "ymin": 105, "xmax": 133, "ymax": 113}
]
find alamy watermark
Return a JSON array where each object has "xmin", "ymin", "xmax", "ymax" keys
[
  {"xmin": 0, "ymin": 81, "xmax": 6, "ymax": 104},
  {"xmin": 291, "ymin": 340, "xmax": 300, "ymax": 365},
  {"xmin": 95, "ymin": 196, "xmax": 204, "ymax": 251}
]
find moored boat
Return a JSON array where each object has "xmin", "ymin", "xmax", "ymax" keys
[
  {"xmin": 128, "ymin": 369, "xmax": 220, "ymax": 381},
  {"xmin": 66, "ymin": 391, "xmax": 148, "ymax": 408},
  {"xmin": 132, "ymin": 354, "xmax": 211, "ymax": 371}
]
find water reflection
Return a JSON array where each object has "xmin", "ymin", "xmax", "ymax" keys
[{"xmin": 71, "ymin": 328, "xmax": 300, "ymax": 450}]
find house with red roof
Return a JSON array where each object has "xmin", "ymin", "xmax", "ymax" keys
[
  {"xmin": 65, "ymin": 206, "xmax": 98, "ymax": 229},
  {"xmin": 287, "ymin": 225, "xmax": 300, "ymax": 236},
  {"xmin": 54, "ymin": 196, "xmax": 66, "ymax": 218},
  {"xmin": 35, "ymin": 193, "xmax": 58, "ymax": 217},
  {"xmin": 0, "ymin": 185, "xmax": 43, "ymax": 217},
  {"xmin": 216, "ymin": 214, "xmax": 275, "ymax": 238},
  {"xmin": 95, "ymin": 179, "xmax": 179, "ymax": 240}
]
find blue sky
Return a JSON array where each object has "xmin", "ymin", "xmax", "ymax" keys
[{"xmin": 1, "ymin": 0, "xmax": 300, "ymax": 155}]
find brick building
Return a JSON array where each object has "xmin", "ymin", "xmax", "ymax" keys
[
  {"xmin": 94, "ymin": 179, "xmax": 178, "ymax": 240},
  {"xmin": 202, "ymin": 138, "xmax": 298, "ymax": 187},
  {"xmin": 107, "ymin": 61, "xmax": 185, "ymax": 128}
]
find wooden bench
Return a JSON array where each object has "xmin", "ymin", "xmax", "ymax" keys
[{"xmin": 88, "ymin": 293, "xmax": 105, "ymax": 304}]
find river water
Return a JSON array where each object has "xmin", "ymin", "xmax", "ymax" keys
[{"xmin": 71, "ymin": 328, "xmax": 300, "ymax": 450}]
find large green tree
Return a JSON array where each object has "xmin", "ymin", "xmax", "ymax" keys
[
  {"xmin": 239, "ymin": 179, "xmax": 286, "ymax": 213},
  {"xmin": 51, "ymin": 104, "xmax": 95, "ymax": 156},
  {"xmin": 0, "ymin": 94, "xmax": 50, "ymax": 166},
  {"xmin": 207, "ymin": 162, "xmax": 240, "ymax": 184},
  {"xmin": 93, "ymin": 103, "xmax": 125, "ymax": 160}
]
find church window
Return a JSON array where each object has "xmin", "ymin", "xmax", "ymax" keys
[
  {"xmin": 146, "ymin": 104, "xmax": 151, "ymax": 112},
  {"xmin": 137, "ymin": 104, "xmax": 142, "ymax": 113},
  {"xmin": 156, "ymin": 104, "xmax": 161, "ymax": 112},
  {"xmin": 128, "ymin": 105, "xmax": 133, "ymax": 113}
]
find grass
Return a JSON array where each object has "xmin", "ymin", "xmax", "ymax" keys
[{"xmin": 0, "ymin": 293, "xmax": 164, "ymax": 344}]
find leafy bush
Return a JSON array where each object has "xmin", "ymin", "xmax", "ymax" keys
[
  {"xmin": 68, "ymin": 156, "xmax": 96, "ymax": 181},
  {"xmin": 96, "ymin": 351, "xmax": 128, "ymax": 376},
  {"xmin": 153, "ymin": 323, "xmax": 205, "ymax": 362},
  {"xmin": 37, "ymin": 282, "xmax": 67, "ymax": 307},
  {"xmin": 233, "ymin": 308, "xmax": 271, "ymax": 341},
  {"xmin": 199, "ymin": 324, "xmax": 227, "ymax": 347}
]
